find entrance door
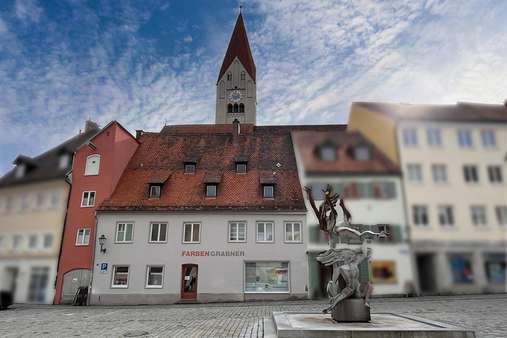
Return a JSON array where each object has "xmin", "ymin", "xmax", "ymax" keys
[
  {"xmin": 27, "ymin": 267, "xmax": 50, "ymax": 303},
  {"xmin": 62, "ymin": 269, "xmax": 91, "ymax": 304},
  {"xmin": 417, "ymin": 254, "xmax": 436, "ymax": 293},
  {"xmin": 180, "ymin": 264, "xmax": 198, "ymax": 300},
  {"xmin": 5, "ymin": 267, "xmax": 19, "ymax": 298}
]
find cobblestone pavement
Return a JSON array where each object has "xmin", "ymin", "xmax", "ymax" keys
[{"xmin": 0, "ymin": 294, "xmax": 506, "ymax": 337}]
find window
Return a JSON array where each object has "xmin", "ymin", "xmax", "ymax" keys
[
  {"xmin": 319, "ymin": 145, "xmax": 336, "ymax": 161},
  {"xmin": 427, "ymin": 128, "xmax": 442, "ymax": 147},
  {"xmin": 227, "ymin": 104, "xmax": 233, "ymax": 113},
  {"xmin": 183, "ymin": 222, "xmax": 200, "ymax": 243},
  {"xmin": 50, "ymin": 191, "xmax": 59, "ymax": 208},
  {"xmin": 285, "ymin": 222, "xmax": 302, "ymax": 242},
  {"xmin": 146, "ymin": 266, "xmax": 164, "ymax": 288},
  {"xmin": 116, "ymin": 223, "xmax": 134, "ymax": 243},
  {"xmin": 15, "ymin": 164, "xmax": 26, "ymax": 178},
  {"xmin": 263, "ymin": 185, "xmax": 274, "ymax": 199},
  {"xmin": 0, "ymin": 235, "xmax": 4, "ymax": 249},
  {"xmin": 229, "ymin": 221, "xmax": 247, "ymax": 242},
  {"xmin": 484, "ymin": 253, "xmax": 506, "ymax": 284},
  {"xmin": 245, "ymin": 262, "xmax": 289, "ymax": 293},
  {"xmin": 184, "ymin": 163, "xmax": 196, "ymax": 174},
  {"xmin": 27, "ymin": 267, "xmax": 49, "ymax": 302},
  {"xmin": 449, "ymin": 254, "xmax": 474, "ymax": 284},
  {"xmin": 412, "ymin": 205, "xmax": 429, "ymax": 226},
  {"xmin": 402, "ymin": 128, "xmax": 417, "ymax": 147},
  {"xmin": 487, "ymin": 165, "xmax": 503, "ymax": 183},
  {"xmin": 59, "ymin": 153, "xmax": 70, "ymax": 169},
  {"xmin": 407, "ymin": 163, "xmax": 423, "ymax": 183},
  {"xmin": 149, "ymin": 223, "xmax": 167, "ymax": 243},
  {"xmin": 76, "ymin": 228, "xmax": 91, "ymax": 246},
  {"xmin": 256, "ymin": 221, "xmax": 274, "ymax": 242},
  {"xmin": 236, "ymin": 162, "xmax": 247, "ymax": 173},
  {"xmin": 240, "ymin": 72, "xmax": 245, "ymax": 80},
  {"xmin": 81, "ymin": 191, "xmax": 96, "ymax": 207},
  {"xmin": 43, "ymin": 234, "xmax": 53, "ymax": 249},
  {"xmin": 463, "ymin": 165, "xmax": 479, "ymax": 183},
  {"xmin": 457, "ymin": 130, "xmax": 473, "ymax": 148},
  {"xmin": 149, "ymin": 184, "xmax": 161, "ymax": 199},
  {"xmin": 233, "ymin": 103, "xmax": 239, "ymax": 113},
  {"xmin": 481, "ymin": 130, "xmax": 496, "ymax": 148},
  {"xmin": 205, "ymin": 184, "xmax": 217, "ymax": 197},
  {"xmin": 438, "ymin": 205, "xmax": 454, "ymax": 226},
  {"xmin": 495, "ymin": 206, "xmax": 507, "ymax": 226},
  {"xmin": 227, "ymin": 73, "xmax": 232, "ymax": 81},
  {"xmin": 84, "ymin": 154, "xmax": 100, "ymax": 176},
  {"xmin": 354, "ymin": 146, "xmax": 370, "ymax": 161},
  {"xmin": 28, "ymin": 234, "xmax": 38, "ymax": 250},
  {"xmin": 431, "ymin": 164, "xmax": 447, "ymax": 183},
  {"xmin": 112, "ymin": 266, "xmax": 129, "ymax": 288},
  {"xmin": 13, "ymin": 235, "xmax": 22, "ymax": 250},
  {"xmin": 470, "ymin": 206, "xmax": 487, "ymax": 226},
  {"xmin": 36, "ymin": 192, "xmax": 45, "ymax": 209},
  {"xmin": 239, "ymin": 103, "xmax": 245, "ymax": 113}
]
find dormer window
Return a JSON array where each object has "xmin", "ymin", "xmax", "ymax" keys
[
  {"xmin": 320, "ymin": 145, "xmax": 337, "ymax": 161},
  {"xmin": 263, "ymin": 184, "xmax": 274, "ymax": 199},
  {"xmin": 59, "ymin": 153, "xmax": 71, "ymax": 170},
  {"xmin": 15, "ymin": 164, "xmax": 26, "ymax": 178},
  {"xmin": 236, "ymin": 162, "xmax": 247, "ymax": 174},
  {"xmin": 149, "ymin": 184, "xmax": 162, "ymax": 199},
  {"xmin": 184, "ymin": 162, "xmax": 196, "ymax": 174},
  {"xmin": 205, "ymin": 184, "xmax": 217, "ymax": 197},
  {"xmin": 354, "ymin": 146, "xmax": 370, "ymax": 161}
]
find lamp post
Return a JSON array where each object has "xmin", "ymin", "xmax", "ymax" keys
[{"xmin": 98, "ymin": 234, "xmax": 107, "ymax": 254}]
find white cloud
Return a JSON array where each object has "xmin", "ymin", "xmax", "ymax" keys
[
  {"xmin": 183, "ymin": 35, "xmax": 193, "ymax": 43},
  {"xmin": 15, "ymin": 0, "xmax": 43, "ymax": 23}
]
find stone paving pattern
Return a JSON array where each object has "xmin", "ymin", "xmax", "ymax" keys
[{"xmin": 0, "ymin": 295, "xmax": 505, "ymax": 337}]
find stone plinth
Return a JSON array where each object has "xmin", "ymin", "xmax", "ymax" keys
[
  {"xmin": 266, "ymin": 312, "xmax": 475, "ymax": 338},
  {"xmin": 331, "ymin": 299, "xmax": 371, "ymax": 322}
]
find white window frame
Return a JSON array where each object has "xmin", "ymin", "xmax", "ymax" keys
[
  {"xmin": 81, "ymin": 191, "xmax": 96, "ymax": 207},
  {"xmin": 111, "ymin": 265, "xmax": 129, "ymax": 288},
  {"xmin": 284, "ymin": 221, "xmax": 303, "ymax": 243},
  {"xmin": 84, "ymin": 154, "xmax": 101, "ymax": 176},
  {"xmin": 149, "ymin": 223, "xmax": 168, "ymax": 243},
  {"xmin": 43, "ymin": 233, "xmax": 53, "ymax": 249},
  {"xmin": 116, "ymin": 223, "xmax": 134, "ymax": 243},
  {"xmin": 228, "ymin": 221, "xmax": 247, "ymax": 243},
  {"xmin": 183, "ymin": 222, "xmax": 201, "ymax": 244},
  {"xmin": 426, "ymin": 128, "xmax": 442, "ymax": 147},
  {"xmin": 256, "ymin": 221, "xmax": 274, "ymax": 243},
  {"xmin": 432, "ymin": 164, "xmax": 448, "ymax": 184},
  {"xmin": 496, "ymin": 206, "xmax": 507, "ymax": 226},
  {"xmin": 76, "ymin": 228, "xmax": 91, "ymax": 246},
  {"xmin": 412, "ymin": 205, "xmax": 429, "ymax": 226},
  {"xmin": 145, "ymin": 265, "xmax": 164, "ymax": 288},
  {"xmin": 149, "ymin": 185, "xmax": 161, "ymax": 199},
  {"xmin": 457, "ymin": 129, "xmax": 473, "ymax": 148},
  {"xmin": 463, "ymin": 165, "xmax": 479, "ymax": 183},
  {"xmin": 470, "ymin": 205, "xmax": 487, "ymax": 226},
  {"xmin": 263, "ymin": 185, "xmax": 275, "ymax": 199},
  {"xmin": 402, "ymin": 128, "xmax": 418, "ymax": 147},
  {"xmin": 407, "ymin": 163, "xmax": 423, "ymax": 183},
  {"xmin": 28, "ymin": 234, "xmax": 38, "ymax": 250},
  {"xmin": 487, "ymin": 165, "xmax": 503, "ymax": 183},
  {"xmin": 438, "ymin": 205, "xmax": 454, "ymax": 227},
  {"xmin": 205, "ymin": 184, "xmax": 217, "ymax": 197},
  {"xmin": 481, "ymin": 130, "xmax": 496, "ymax": 148}
]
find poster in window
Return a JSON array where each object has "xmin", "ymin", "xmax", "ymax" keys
[
  {"xmin": 449, "ymin": 254, "xmax": 474, "ymax": 284},
  {"xmin": 371, "ymin": 260, "xmax": 397, "ymax": 284}
]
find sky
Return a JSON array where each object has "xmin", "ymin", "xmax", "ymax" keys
[{"xmin": 1, "ymin": 0, "xmax": 506, "ymax": 175}]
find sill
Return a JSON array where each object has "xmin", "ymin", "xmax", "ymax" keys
[
  {"xmin": 148, "ymin": 241, "xmax": 167, "ymax": 244},
  {"xmin": 183, "ymin": 241, "xmax": 200, "ymax": 244},
  {"xmin": 148, "ymin": 197, "xmax": 161, "ymax": 200},
  {"xmin": 256, "ymin": 241, "xmax": 275, "ymax": 244},
  {"xmin": 75, "ymin": 244, "xmax": 90, "ymax": 247},
  {"xmin": 115, "ymin": 241, "xmax": 134, "ymax": 244},
  {"xmin": 145, "ymin": 285, "xmax": 163, "ymax": 289},
  {"xmin": 244, "ymin": 291, "xmax": 290, "ymax": 294},
  {"xmin": 228, "ymin": 241, "xmax": 247, "ymax": 243},
  {"xmin": 263, "ymin": 197, "xmax": 275, "ymax": 200},
  {"xmin": 111, "ymin": 285, "xmax": 128, "ymax": 289},
  {"xmin": 80, "ymin": 205, "xmax": 95, "ymax": 208},
  {"xmin": 284, "ymin": 241, "xmax": 303, "ymax": 244}
]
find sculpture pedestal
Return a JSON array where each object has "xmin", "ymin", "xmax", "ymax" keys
[{"xmin": 331, "ymin": 298, "xmax": 371, "ymax": 322}]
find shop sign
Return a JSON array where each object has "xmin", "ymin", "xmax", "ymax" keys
[{"xmin": 181, "ymin": 250, "xmax": 245, "ymax": 257}]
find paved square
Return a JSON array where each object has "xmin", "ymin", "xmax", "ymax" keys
[{"xmin": 0, "ymin": 295, "xmax": 505, "ymax": 337}]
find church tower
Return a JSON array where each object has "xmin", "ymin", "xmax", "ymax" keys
[{"xmin": 215, "ymin": 13, "xmax": 256, "ymax": 124}]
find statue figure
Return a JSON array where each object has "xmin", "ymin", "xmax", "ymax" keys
[{"xmin": 305, "ymin": 185, "xmax": 386, "ymax": 317}]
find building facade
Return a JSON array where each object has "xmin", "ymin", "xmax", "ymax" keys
[
  {"xmin": 349, "ymin": 102, "xmax": 507, "ymax": 294},
  {"xmin": 89, "ymin": 124, "xmax": 308, "ymax": 304},
  {"xmin": 54, "ymin": 121, "xmax": 138, "ymax": 304},
  {"xmin": 291, "ymin": 130, "xmax": 415, "ymax": 298},
  {"xmin": 0, "ymin": 122, "xmax": 99, "ymax": 303}
]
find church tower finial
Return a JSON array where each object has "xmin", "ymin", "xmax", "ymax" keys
[{"xmin": 215, "ymin": 11, "xmax": 256, "ymax": 125}]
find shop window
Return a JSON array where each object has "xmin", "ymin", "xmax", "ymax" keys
[
  {"xmin": 112, "ymin": 266, "xmax": 129, "ymax": 288},
  {"xmin": 229, "ymin": 221, "xmax": 246, "ymax": 242},
  {"xmin": 183, "ymin": 222, "xmax": 200, "ymax": 243},
  {"xmin": 284, "ymin": 222, "xmax": 302, "ymax": 243},
  {"xmin": 256, "ymin": 221, "xmax": 274, "ymax": 242},
  {"xmin": 484, "ymin": 253, "xmax": 506, "ymax": 284},
  {"xmin": 81, "ymin": 191, "xmax": 96, "ymax": 207},
  {"xmin": 27, "ymin": 267, "xmax": 50, "ymax": 302},
  {"xmin": 146, "ymin": 266, "xmax": 164, "ymax": 288},
  {"xmin": 116, "ymin": 223, "xmax": 134, "ymax": 243},
  {"xmin": 149, "ymin": 223, "xmax": 167, "ymax": 243},
  {"xmin": 76, "ymin": 229, "xmax": 90, "ymax": 246},
  {"xmin": 371, "ymin": 260, "xmax": 397, "ymax": 284},
  {"xmin": 84, "ymin": 154, "xmax": 100, "ymax": 176},
  {"xmin": 244, "ymin": 261, "xmax": 289, "ymax": 293},
  {"xmin": 448, "ymin": 254, "xmax": 474, "ymax": 284}
]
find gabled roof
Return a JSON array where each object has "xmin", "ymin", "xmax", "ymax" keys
[
  {"xmin": 0, "ymin": 127, "xmax": 99, "ymax": 188},
  {"xmin": 218, "ymin": 13, "xmax": 256, "ymax": 83},
  {"xmin": 352, "ymin": 101, "xmax": 507, "ymax": 123},
  {"xmin": 291, "ymin": 130, "xmax": 400, "ymax": 176}
]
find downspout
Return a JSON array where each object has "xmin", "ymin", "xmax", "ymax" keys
[{"xmin": 88, "ymin": 210, "xmax": 98, "ymax": 305}]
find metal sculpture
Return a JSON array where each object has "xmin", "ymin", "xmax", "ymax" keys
[{"xmin": 305, "ymin": 185, "xmax": 386, "ymax": 316}]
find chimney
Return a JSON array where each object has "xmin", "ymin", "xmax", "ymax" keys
[
  {"xmin": 136, "ymin": 130, "xmax": 144, "ymax": 139},
  {"xmin": 85, "ymin": 120, "xmax": 100, "ymax": 133},
  {"xmin": 232, "ymin": 119, "xmax": 240, "ymax": 143}
]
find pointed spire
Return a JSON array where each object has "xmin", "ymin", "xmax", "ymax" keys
[{"xmin": 218, "ymin": 12, "xmax": 256, "ymax": 83}]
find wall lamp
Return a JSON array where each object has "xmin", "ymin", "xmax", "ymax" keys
[{"xmin": 98, "ymin": 234, "xmax": 107, "ymax": 254}]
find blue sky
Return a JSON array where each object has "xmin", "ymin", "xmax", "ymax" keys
[{"xmin": 1, "ymin": 0, "xmax": 506, "ymax": 175}]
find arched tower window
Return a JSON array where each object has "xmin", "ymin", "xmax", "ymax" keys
[
  {"xmin": 227, "ymin": 104, "xmax": 233, "ymax": 113},
  {"xmin": 240, "ymin": 72, "xmax": 245, "ymax": 80},
  {"xmin": 239, "ymin": 103, "xmax": 245, "ymax": 113},
  {"xmin": 233, "ymin": 104, "xmax": 239, "ymax": 113},
  {"xmin": 227, "ymin": 73, "xmax": 232, "ymax": 81}
]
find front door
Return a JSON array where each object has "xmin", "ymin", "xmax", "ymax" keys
[
  {"xmin": 180, "ymin": 264, "xmax": 198, "ymax": 300},
  {"xmin": 62, "ymin": 269, "xmax": 91, "ymax": 304},
  {"xmin": 5, "ymin": 267, "xmax": 19, "ymax": 298}
]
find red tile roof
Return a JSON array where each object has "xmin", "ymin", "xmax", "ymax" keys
[
  {"xmin": 352, "ymin": 101, "xmax": 507, "ymax": 123},
  {"xmin": 291, "ymin": 130, "xmax": 400, "ymax": 175},
  {"xmin": 100, "ymin": 124, "xmax": 346, "ymax": 212},
  {"xmin": 218, "ymin": 13, "xmax": 256, "ymax": 83}
]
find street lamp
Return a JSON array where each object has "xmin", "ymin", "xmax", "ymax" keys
[{"xmin": 98, "ymin": 234, "xmax": 107, "ymax": 254}]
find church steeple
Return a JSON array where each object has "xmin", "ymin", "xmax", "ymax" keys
[{"xmin": 215, "ymin": 12, "xmax": 257, "ymax": 125}]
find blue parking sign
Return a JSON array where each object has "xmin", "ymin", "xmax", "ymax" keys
[{"xmin": 100, "ymin": 263, "xmax": 108, "ymax": 273}]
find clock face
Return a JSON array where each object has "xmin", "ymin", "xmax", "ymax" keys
[{"xmin": 229, "ymin": 90, "xmax": 242, "ymax": 103}]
